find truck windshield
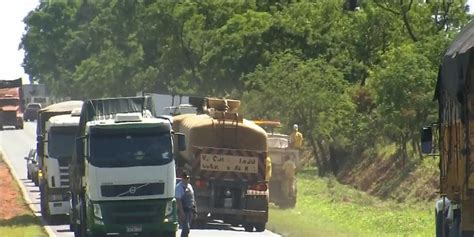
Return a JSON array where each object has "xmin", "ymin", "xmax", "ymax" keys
[
  {"xmin": 89, "ymin": 132, "xmax": 172, "ymax": 168},
  {"xmin": 48, "ymin": 126, "xmax": 77, "ymax": 159}
]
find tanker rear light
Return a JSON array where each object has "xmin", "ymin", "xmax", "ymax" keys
[
  {"xmin": 249, "ymin": 183, "xmax": 267, "ymax": 191},
  {"xmin": 195, "ymin": 179, "xmax": 207, "ymax": 188}
]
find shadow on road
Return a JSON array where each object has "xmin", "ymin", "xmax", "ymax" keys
[{"xmin": 193, "ymin": 220, "xmax": 243, "ymax": 232}]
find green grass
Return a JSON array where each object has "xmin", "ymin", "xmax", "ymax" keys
[
  {"xmin": 0, "ymin": 157, "xmax": 47, "ymax": 237},
  {"xmin": 0, "ymin": 215, "xmax": 47, "ymax": 237},
  {"xmin": 268, "ymin": 167, "xmax": 433, "ymax": 237}
]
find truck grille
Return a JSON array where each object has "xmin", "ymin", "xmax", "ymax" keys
[
  {"xmin": 1, "ymin": 111, "xmax": 17, "ymax": 125},
  {"xmin": 101, "ymin": 183, "xmax": 164, "ymax": 197}
]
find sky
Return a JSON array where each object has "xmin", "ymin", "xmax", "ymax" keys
[
  {"xmin": 0, "ymin": 1, "xmax": 474, "ymax": 84},
  {"xmin": 0, "ymin": 0, "xmax": 39, "ymax": 83}
]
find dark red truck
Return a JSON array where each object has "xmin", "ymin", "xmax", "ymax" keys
[{"xmin": 0, "ymin": 78, "xmax": 24, "ymax": 130}]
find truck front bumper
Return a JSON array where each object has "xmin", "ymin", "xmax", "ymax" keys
[{"xmin": 87, "ymin": 198, "xmax": 177, "ymax": 236}]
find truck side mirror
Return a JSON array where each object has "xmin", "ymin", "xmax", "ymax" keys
[
  {"xmin": 421, "ymin": 126, "xmax": 433, "ymax": 154},
  {"xmin": 176, "ymin": 133, "xmax": 186, "ymax": 151}
]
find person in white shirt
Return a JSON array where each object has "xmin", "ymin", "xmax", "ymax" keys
[{"xmin": 175, "ymin": 171, "xmax": 195, "ymax": 237}]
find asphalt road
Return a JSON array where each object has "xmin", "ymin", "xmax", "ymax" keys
[{"xmin": 0, "ymin": 121, "xmax": 280, "ymax": 237}]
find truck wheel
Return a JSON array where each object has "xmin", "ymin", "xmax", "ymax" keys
[
  {"xmin": 255, "ymin": 223, "xmax": 266, "ymax": 232},
  {"xmin": 244, "ymin": 224, "xmax": 254, "ymax": 232},
  {"xmin": 40, "ymin": 184, "xmax": 50, "ymax": 222},
  {"xmin": 17, "ymin": 122, "xmax": 24, "ymax": 129},
  {"xmin": 76, "ymin": 197, "xmax": 88, "ymax": 237},
  {"xmin": 34, "ymin": 176, "xmax": 39, "ymax": 186},
  {"xmin": 70, "ymin": 196, "xmax": 77, "ymax": 232},
  {"xmin": 163, "ymin": 231, "xmax": 176, "ymax": 237},
  {"xmin": 192, "ymin": 218, "xmax": 207, "ymax": 229}
]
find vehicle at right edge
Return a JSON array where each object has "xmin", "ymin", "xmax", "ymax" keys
[{"xmin": 421, "ymin": 21, "xmax": 474, "ymax": 237}]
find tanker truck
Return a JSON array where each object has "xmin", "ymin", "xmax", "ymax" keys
[
  {"xmin": 69, "ymin": 96, "xmax": 184, "ymax": 237},
  {"xmin": 252, "ymin": 120, "xmax": 300, "ymax": 208},
  {"xmin": 172, "ymin": 98, "xmax": 269, "ymax": 232},
  {"xmin": 421, "ymin": 20, "xmax": 474, "ymax": 237}
]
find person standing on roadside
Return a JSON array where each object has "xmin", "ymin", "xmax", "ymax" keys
[
  {"xmin": 282, "ymin": 155, "xmax": 296, "ymax": 199},
  {"xmin": 289, "ymin": 124, "xmax": 303, "ymax": 149},
  {"xmin": 176, "ymin": 171, "xmax": 196, "ymax": 237}
]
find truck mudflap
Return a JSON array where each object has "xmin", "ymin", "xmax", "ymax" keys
[
  {"xmin": 199, "ymin": 206, "xmax": 268, "ymax": 217},
  {"xmin": 86, "ymin": 198, "xmax": 177, "ymax": 236}
]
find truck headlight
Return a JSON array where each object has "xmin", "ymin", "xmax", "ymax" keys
[
  {"xmin": 93, "ymin": 203, "xmax": 103, "ymax": 219},
  {"xmin": 164, "ymin": 199, "xmax": 176, "ymax": 222}
]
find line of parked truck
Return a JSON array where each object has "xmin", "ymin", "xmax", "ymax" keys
[
  {"xmin": 21, "ymin": 93, "xmax": 296, "ymax": 237},
  {"xmin": 20, "ymin": 94, "xmax": 300, "ymax": 237}
]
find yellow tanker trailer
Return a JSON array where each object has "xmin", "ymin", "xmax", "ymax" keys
[{"xmin": 173, "ymin": 98, "xmax": 269, "ymax": 232}]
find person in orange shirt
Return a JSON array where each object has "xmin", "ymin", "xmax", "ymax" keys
[{"xmin": 289, "ymin": 124, "xmax": 303, "ymax": 149}]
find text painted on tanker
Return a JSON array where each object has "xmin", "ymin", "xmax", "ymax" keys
[{"xmin": 200, "ymin": 154, "xmax": 258, "ymax": 173}]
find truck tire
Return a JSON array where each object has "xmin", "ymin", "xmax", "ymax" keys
[
  {"xmin": 255, "ymin": 223, "xmax": 266, "ymax": 232},
  {"xmin": 75, "ymin": 196, "xmax": 88, "ymax": 237},
  {"xmin": 192, "ymin": 218, "xmax": 207, "ymax": 229},
  {"xmin": 163, "ymin": 231, "xmax": 176, "ymax": 237},
  {"xmin": 16, "ymin": 122, "xmax": 24, "ymax": 129},
  {"xmin": 244, "ymin": 224, "xmax": 254, "ymax": 232},
  {"xmin": 69, "ymin": 196, "xmax": 77, "ymax": 232},
  {"xmin": 33, "ymin": 176, "xmax": 39, "ymax": 186},
  {"xmin": 40, "ymin": 184, "xmax": 50, "ymax": 222}
]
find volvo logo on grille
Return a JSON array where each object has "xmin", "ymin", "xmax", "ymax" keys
[{"xmin": 129, "ymin": 186, "xmax": 137, "ymax": 194}]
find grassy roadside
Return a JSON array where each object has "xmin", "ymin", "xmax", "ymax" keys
[
  {"xmin": 0, "ymin": 156, "xmax": 47, "ymax": 237},
  {"xmin": 267, "ymin": 167, "xmax": 433, "ymax": 237}
]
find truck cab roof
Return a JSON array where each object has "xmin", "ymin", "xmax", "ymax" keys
[{"xmin": 46, "ymin": 113, "xmax": 81, "ymax": 128}]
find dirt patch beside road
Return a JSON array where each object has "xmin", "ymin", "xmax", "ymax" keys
[{"xmin": 0, "ymin": 158, "xmax": 30, "ymax": 219}]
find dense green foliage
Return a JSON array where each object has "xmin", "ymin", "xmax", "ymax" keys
[{"xmin": 21, "ymin": 0, "xmax": 471, "ymax": 175}]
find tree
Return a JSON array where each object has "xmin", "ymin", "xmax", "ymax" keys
[
  {"xmin": 245, "ymin": 53, "xmax": 354, "ymax": 176},
  {"xmin": 368, "ymin": 43, "xmax": 437, "ymax": 164}
]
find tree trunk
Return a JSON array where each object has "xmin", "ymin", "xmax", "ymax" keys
[
  {"xmin": 308, "ymin": 133, "xmax": 324, "ymax": 176},
  {"xmin": 329, "ymin": 144, "xmax": 339, "ymax": 175},
  {"xmin": 316, "ymin": 138, "xmax": 329, "ymax": 176}
]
